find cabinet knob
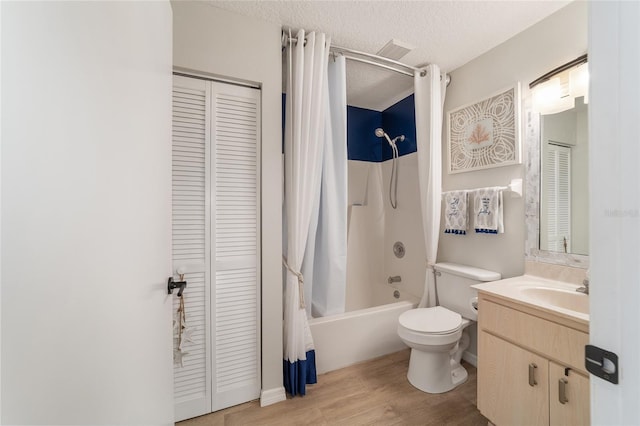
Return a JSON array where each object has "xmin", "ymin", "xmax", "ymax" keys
[{"xmin": 528, "ymin": 363, "xmax": 538, "ymax": 387}]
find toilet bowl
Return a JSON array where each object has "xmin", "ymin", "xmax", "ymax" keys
[{"xmin": 397, "ymin": 263, "xmax": 500, "ymax": 393}]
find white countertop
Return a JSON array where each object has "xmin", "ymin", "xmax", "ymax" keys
[{"xmin": 473, "ymin": 274, "xmax": 589, "ymax": 325}]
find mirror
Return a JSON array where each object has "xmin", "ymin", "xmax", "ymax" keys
[
  {"xmin": 524, "ymin": 57, "xmax": 589, "ymax": 268},
  {"xmin": 539, "ymin": 96, "xmax": 589, "ymax": 255}
]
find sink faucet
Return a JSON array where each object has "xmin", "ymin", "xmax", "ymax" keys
[{"xmin": 576, "ymin": 279, "xmax": 589, "ymax": 295}]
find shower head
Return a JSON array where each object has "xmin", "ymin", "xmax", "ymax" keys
[
  {"xmin": 375, "ymin": 128, "xmax": 393, "ymax": 147},
  {"xmin": 375, "ymin": 128, "xmax": 405, "ymax": 147}
]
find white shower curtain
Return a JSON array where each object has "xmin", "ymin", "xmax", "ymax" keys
[
  {"xmin": 283, "ymin": 30, "xmax": 330, "ymax": 396},
  {"xmin": 301, "ymin": 55, "xmax": 348, "ymax": 318},
  {"xmin": 415, "ymin": 65, "xmax": 447, "ymax": 308}
]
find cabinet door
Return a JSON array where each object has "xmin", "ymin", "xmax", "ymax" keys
[
  {"xmin": 478, "ymin": 332, "xmax": 550, "ymax": 426},
  {"xmin": 549, "ymin": 362, "xmax": 590, "ymax": 426}
]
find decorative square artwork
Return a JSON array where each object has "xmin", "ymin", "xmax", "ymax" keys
[{"xmin": 447, "ymin": 84, "xmax": 521, "ymax": 173}]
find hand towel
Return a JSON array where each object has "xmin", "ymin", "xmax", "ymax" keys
[
  {"xmin": 443, "ymin": 190, "xmax": 468, "ymax": 235},
  {"xmin": 474, "ymin": 187, "xmax": 504, "ymax": 234}
]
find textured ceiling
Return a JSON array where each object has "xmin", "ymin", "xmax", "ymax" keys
[{"xmin": 207, "ymin": 0, "xmax": 570, "ymax": 111}]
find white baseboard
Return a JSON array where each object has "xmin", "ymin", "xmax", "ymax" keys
[
  {"xmin": 260, "ymin": 386, "xmax": 286, "ymax": 407},
  {"xmin": 462, "ymin": 351, "xmax": 477, "ymax": 367}
]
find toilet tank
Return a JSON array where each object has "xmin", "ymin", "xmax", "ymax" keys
[{"xmin": 434, "ymin": 262, "xmax": 501, "ymax": 320}]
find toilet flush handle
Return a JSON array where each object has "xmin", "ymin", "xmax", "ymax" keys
[{"xmin": 471, "ymin": 298, "xmax": 479, "ymax": 311}]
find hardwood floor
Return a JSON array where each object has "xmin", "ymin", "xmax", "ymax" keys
[{"xmin": 179, "ymin": 349, "xmax": 487, "ymax": 425}]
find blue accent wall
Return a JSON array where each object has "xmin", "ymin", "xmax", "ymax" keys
[
  {"xmin": 346, "ymin": 95, "xmax": 417, "ymax": 162},
  {"xmin": 381, "ymin": 95, "xmax": 416, "ymax": 160},
  {"xmin": 347, "ymin": 106, "xmax": 383, "ymax": 162},
  {"xmin": 282, "ymin": 93, "xmax": 417, "ymax": 163}
]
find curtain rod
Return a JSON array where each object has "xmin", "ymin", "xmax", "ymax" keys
[
  {"xmin": 330, "ymin": 45, "xmax": 421, "ymax": 73},
  {"xmin": 283, "ymin": 32, "xmax": 422, "ymax": 77},
  {"xmin": 333, "ymin": 53, "xmax": 414, "ymax": 77},
  {"xmin": 282, "ymin": 31, "xmax": 453, "ymax": 84}
]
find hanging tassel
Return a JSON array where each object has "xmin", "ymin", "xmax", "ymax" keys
[
  {"xmin": 174, "ymin": 293, "xmax": 195, "ymax": 367},
  {"xmin": 282, "ymin": 255, "xmax": 306, "ymax": 309},
  {"xmin": 177, "ymin": 295, "xmax": 185, "ymax": 349}
]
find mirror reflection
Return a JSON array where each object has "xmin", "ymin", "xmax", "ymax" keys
[
  {"xmin": 530, "ymin": 55, "xmax": 589, "ymax": 257},
  {"xmin": 539, "ymin": 96, "xmax": 589, "ymax": 255}
]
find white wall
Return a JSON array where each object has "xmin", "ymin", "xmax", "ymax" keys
[
  {"xmin": 0, "ymin": 3, "xmax": 3, "ymax": 418},
  {"xmin": 171, "ymin": 1, "xmax": 284, "ymax": 401},
  {"xmin": 440, "ymin": 1, "xmax": 587, "ymax": 358},
  {"xmin": 1, "ymin": 2, "xmax": 174, "ymax": 424},
  {"xmin": 440, "ymin": 1, "xmax": 587, "ymax": 277}
]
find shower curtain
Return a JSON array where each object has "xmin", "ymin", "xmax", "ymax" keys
[
  {"xmin": 301, "ymin": 55, "xmax": 348, "ymax": 318},
  {"xmin": 415, "ymin": 65, "xmax": 447, "ymax": 308},
  {"xmin": 283, "ymin": 29, "xmax": 347, "ymax": 396}
]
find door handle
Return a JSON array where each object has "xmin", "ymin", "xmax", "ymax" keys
[
  {"xmin": 559, "ymin": 378, "xmax": 569, "ymax": 404},
  {"xmin": 529, "ymin": 363, "xmax": 538, "ymax": 387},
  {"xmin": 168, "ymin": 276, "xmax": 187, "ymax": 297}
]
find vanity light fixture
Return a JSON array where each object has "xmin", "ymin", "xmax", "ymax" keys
[
  {"xmin": 569, "ymin": 62, "xmax": 589, "ymax": 103},
  {"xmin": 530, "ymin": 54, "xmax": 588, "ymax": 115}
]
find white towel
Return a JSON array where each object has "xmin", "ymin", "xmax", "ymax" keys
[
  {"xmin": 443, "ymin": 190, "xmax": 468, "ymax": 235},
  {"xmin": 474, "ymin": 187, "xmax": 504, "ymax": 234}
]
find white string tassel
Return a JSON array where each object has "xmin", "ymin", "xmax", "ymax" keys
[{"xmin": 283, "ymin": 256, "xmax": 306, "ymax": 309}]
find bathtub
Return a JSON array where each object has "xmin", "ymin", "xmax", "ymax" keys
[{"xmin": 309, "ymin": 300, "xmax": 416, "ymax": 374}]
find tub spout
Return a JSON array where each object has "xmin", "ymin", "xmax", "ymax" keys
[{"xmin": 388, "ymin": 276, "xmax": 401, "ymax": 284}]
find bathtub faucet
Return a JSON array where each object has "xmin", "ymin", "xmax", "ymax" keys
[{"xmin": 388, "ymin": 276, "xmax": 402, "ymax": 284}]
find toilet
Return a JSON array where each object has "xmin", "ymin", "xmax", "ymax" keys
[{"xmin": 397, "ymin": 262, "xmax": 501, "ymax": 393}]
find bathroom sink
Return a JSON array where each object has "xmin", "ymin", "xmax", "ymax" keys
[
  {"xmin": 520, "ymin": 287, "xmax": 589, "ymax": 315},
  {"xmin": 473, "ymin": 275, "xmax": 590, "ymax": 323}
]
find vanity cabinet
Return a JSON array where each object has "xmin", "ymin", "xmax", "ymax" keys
[{"xmin": 477, "ymin": 294, "xmax": 590, "ymax": 426}]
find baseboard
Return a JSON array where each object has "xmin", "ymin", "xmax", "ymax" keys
[
  {"xmin": 260, "ymin": 386, "xmax": 286, "ymax": 407},
  {"xmin": 462, "ymin": 351, "xmax": 477, "ymax": 367}
]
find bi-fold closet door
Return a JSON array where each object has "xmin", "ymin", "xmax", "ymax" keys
[{"xmin": 171, "ymin": 75, "xmax": 261, "ymax": 422}]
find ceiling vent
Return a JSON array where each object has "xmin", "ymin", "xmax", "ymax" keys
[{"xmin": 376, "ymin": 39, "xmax": 415, "ymax": 61}]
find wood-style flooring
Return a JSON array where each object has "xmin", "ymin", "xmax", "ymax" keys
[{"xmin": 179, "ymin": 349, "xmax": 487, "ymax": 425}]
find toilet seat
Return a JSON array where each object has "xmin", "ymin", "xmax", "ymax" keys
[{"xmin": 398, "ymin": 306, "xmax": 462, "ymax": 335}]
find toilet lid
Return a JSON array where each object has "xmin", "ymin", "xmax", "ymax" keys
[{"xmin": 399, "ymin": 306, "xmax": 462, "ymax": 334}]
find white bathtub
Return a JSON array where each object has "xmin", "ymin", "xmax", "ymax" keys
[{"xmin": 309, "ymin": 300, "xmax": 416, "ymax": 374}]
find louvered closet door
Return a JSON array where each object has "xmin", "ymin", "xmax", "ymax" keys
[
  {"xmin": 544, "ymin": 144, "xmax": 571, "ymax": 252},
  {"xmin": 210, "ymin": 82, "xmax": 261, "ymax": 411},
  {"xmin": 172, "ymin": 76, "xmax": 261, "ymax": 421},
  {"xmin": 172, "ymin": 75, "xmax": 212, "ymax": 421}
]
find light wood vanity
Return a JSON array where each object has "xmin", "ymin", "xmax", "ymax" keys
[{"xmin": 474, "ymin": 276, "xmax": 590, "ymax": 426}]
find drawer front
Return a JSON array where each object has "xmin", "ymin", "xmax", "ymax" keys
[{"xmin": 479, "ymin": 297, "xmax": 588, "ymax": 375}]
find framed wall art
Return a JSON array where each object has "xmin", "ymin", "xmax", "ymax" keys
[{"xmin": 447, "ymin": 83, "xmax": 521, "ymax": 174}]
